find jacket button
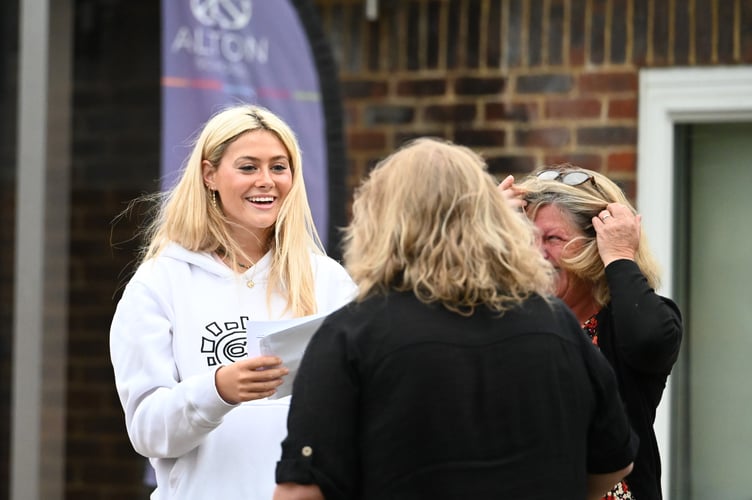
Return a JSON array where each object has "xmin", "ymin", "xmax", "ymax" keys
[{"xmin": 301, "ymin": 446, "xmax": 313, "ymax": 457}]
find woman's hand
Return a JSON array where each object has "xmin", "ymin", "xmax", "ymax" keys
[
  {"xmin": 497, "ymin": 174, "xmax": 528, "ymax": 211},
  {"xmin": 592, "ymin": 202, "xmax": 641, "ymax": 266},
  {"xmin": 215, "ymin": 355, "xmax": 289, "ymax": 404}
]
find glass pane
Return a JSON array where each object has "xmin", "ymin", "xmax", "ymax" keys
[{"xmin": 686, "ymin": 122, "xmax": 752, "ymax": 498}]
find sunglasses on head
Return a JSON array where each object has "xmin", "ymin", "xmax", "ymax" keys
[
  {"xmin": 535, "ymin": 169, "xmax": 611, "ymax": 209},
  {"xmin": 536, "ymin": 169, "xmax": 596, "ymax": 187}
]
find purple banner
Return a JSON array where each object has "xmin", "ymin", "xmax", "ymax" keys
[{"xmin": 161, "ymin": 0, "xmax": 329, "ymax": 245}]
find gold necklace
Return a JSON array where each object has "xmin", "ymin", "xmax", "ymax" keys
[
  {"xmin": 237, "ymin": 262, "xmax": 256, "ymax": 288},
  {"xmin": 219, "ymin": 251, "xmax": 256, "ymax": 288}
]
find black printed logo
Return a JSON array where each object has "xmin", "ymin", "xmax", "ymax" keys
[{"xmin": 201, "ymin": 316, "xmax": 248, "ymax": 366}]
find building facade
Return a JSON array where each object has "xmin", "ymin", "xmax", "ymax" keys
[{"xmin": 1, "ymin": 1, "xmax": 751, "ymax": 499}]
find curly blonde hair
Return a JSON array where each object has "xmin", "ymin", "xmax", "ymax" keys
[
  {"xmin": 343, "ymin": 137, "xmax": 554, "ymax": 316},
  {"xmin": 518, "ymin": 164, "xmax": 661, "ymax": 306},
  {"xmin": 137, "ymin": 104, "xmax": 323, "ymax": 316}
]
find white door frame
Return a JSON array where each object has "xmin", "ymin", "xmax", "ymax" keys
[{"xmin": 638, "ymin": 65, "xmax": 752, "ymax": 499}]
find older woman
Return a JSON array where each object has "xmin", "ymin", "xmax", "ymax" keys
[
  {"xmin": 274, "ymin": 139, "xmax": 637, "ymax": 500},
  {"xmin": 508, "ymin": 166, "xmax": 683, "ymax": 500}
]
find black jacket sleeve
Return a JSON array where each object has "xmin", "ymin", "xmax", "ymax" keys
[
  {"xmin": 275, "ymin": 307, "xmax": 361, "ymax": 500},
  {"xmin": 605, "ymin": 259, "xmax": 683, "ymax": 374}
]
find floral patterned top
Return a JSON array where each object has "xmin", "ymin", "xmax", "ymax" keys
[{"xmin": 583, "ymin": 313, "xmax": 636, "ymax": 500}]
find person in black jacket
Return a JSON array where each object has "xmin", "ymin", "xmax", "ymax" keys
[
  {"xmin": 273, "ymin": 138, "xmax": 638, "ymax": 500},
  {"xmin": 501, "ymin": 166, "xmax": 683, "ymax": 500}
]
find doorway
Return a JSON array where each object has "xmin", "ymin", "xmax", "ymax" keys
[
  {"xmin": 638, "ymin": 67, "xmax": 752, "ymax": 500},
  {"xmin": 674, "ymin": 122, "xmax": 752, "ymax": 498}
]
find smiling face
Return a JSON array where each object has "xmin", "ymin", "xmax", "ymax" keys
[
  {"xmin": 202, "ymin": 130, "xmax": 293, "ymax": 249},
  {"xmin": 532, "ymin": 203, "xmax": 591, "ymax": 308}
]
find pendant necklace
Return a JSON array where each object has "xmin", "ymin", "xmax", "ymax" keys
[
  {"xmin": 219, "ymin": 250, "xmax": 257, "ymax": 288},
  {"xmin": 238, "ymin": 261, "xmax": 256, "ymax": 288}
]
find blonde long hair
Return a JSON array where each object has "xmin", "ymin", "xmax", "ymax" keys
[
  {"xmin": 519, "ymin": 165, "xmax": 661, "ymax": 306},
  {"xmin": 343, "ymin": 137, "xmax": 554, "ymax": 315},
  {"xmin": 138, "ymin": 104, "xmax": 323, "ymax": 316}
]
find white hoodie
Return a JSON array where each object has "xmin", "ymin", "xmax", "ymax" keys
[{"xmin": 110, "ymin": 243, "xmax": 357, "ymax": 500}]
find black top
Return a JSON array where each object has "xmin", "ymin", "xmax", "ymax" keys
[
  {"xmin": 597, "ymin": 260, "xmax": 683, "ymax": 500},
  {"xmin": 276, "ymin": 292, "xmax": 639, "ymax": 500}
]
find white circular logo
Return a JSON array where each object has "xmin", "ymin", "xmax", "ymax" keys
[{"xmin": 190, "ymin": 0, "xmax": 253, "ymax": 31}]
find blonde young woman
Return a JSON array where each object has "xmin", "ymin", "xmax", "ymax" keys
[
  {"xmin": 274, "ymin": 138, "xmax": 637, "ymax": 500},
  {"xmin": 502, "ymin": 166, "xmax": 683, "ymax": 500},
  {"xmin": 110, "ymin": 105, "xmax": 356, "ymax": 500}
]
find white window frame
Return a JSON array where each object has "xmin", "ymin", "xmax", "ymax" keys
[{"xmin": 637, "ymin": 65, "xmax": 752, "ymax": 500}]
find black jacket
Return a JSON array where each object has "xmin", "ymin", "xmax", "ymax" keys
[
  {"xmin": 277, "ymin": 291, "xmax": 639, "ymax": 500},
  {"xmin": 597, "ymin": 259, "xmax": 683, "ymax": 500}
]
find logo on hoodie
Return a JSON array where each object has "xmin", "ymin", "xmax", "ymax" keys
[{"xmin": 201, "ymin": 316, "xmax": 249, "ymax": 366}]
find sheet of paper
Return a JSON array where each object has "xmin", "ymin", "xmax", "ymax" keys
[{"xmin": 247, "ymin": 313, "xmax": 328, "ymax": 399}]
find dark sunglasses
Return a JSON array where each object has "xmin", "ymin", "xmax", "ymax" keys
[{"xmin": 536, "ymin": 169, "xmax": 596, "ymax": 187}]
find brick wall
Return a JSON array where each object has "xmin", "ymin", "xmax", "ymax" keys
[
  {"xmin": 315, "ymin": 0, "xmax": 752, "ymax": 202},
  {"xmin": 64, "ymin": 1, "xmax": 160, "ymax": 498},
  {"xmin": 2, "ymin": 1, "xmax": 751, "ymax": 499}
]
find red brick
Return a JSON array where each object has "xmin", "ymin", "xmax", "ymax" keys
[
  {"xmin": 341, "ymin": 80, "xmax": 389, "ymax": 99},
  {"xmin": 579, "ymin": 72, "xmax": 638, "ymax": 93},
  {"xmin": 608, "ymin": 98, "xmax": 637, "ymax": 119},
  {"xmin": 395, "ymin": 131, "xmax": 448, "ymax": 148},
  {"xmin": 515, "ymin": 127, "xmax": 571, "ymax": 148},
  {"xmin": 545, "ymin": 98, "xmax": 602, "ymax": 119},
  {"xmin": 590, "ymin": 0, "xmax": 607, "ymax": 64},
  {"xmin": 396, "ymin": 78, "xmax": 447, "ymax": 97},
  {"xmin": 611, "ymin": 0, "xmax": 628, "ymax": 63},
  {"xmin": 516, "ymin": 73, "xmax": 574, "ymax": 93},
  {"xmin": 348, "ymin": 131, "xmax": 387, "ymax": 150},
  {"xmin": 486, "ymin": 155, "xmax": 537, "ymax": 176},
  {"xmin": 454, "ymin": 129, "xmax": 507, "ymax": 147},
  {"xmin": 548, "ymin": 0, "xmax": 566, "ymax": 65},
  {"xmin": 633, "ymin": 0, "xmax": 649, "ymax": 64},
  {"xmin": 577, "ymin": 126, "xmax": 636, "ymax": 146},
  {"xmin": 544, "ymin": 153, "xmax": 603, "ymax": 171},
  {"xmin": 570, "ymin": 0, "xmax": 586, "ymax": 66},
  {"xmin": 743, "ymin": 0, "xmax": 752, "ymax": 60},
  {"xmin": 652, "ymin": 0, "xmax": 670, "ymax": 64},
  {"xmin": 718, "ymin": 0, "xmax": 735, "ymax": 63},
  {"xmin": 607, "ymin": 152, "xmax": 637, "ymax": 172},
  {"xmin": 485, "ymin": 102, "xmax": 539, "ymax": 122},
  {"xmin": 619, "ymin": 179, "xmax": 637, "ymax": 201},
  {"xmin": 570, "ymin": 45, "xmax": 586, "ymax": 66},
  {"xmin": 455, "ymin": 77, "xmax": 506, "ymax": 96},
  {"xmin": 423, "ymin": 104, "xmax": 477, "ymax": 123}
]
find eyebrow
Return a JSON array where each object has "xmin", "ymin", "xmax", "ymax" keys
[{"xmin": 235, "ymin": 155, "xmax": 290, "ymax": 163}]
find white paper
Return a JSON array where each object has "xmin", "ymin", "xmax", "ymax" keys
[{"xmin": 246, "ymin": 313, "xmax": 328, "ymax": 399}]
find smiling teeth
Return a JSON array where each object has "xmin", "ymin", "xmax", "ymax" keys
[{"xmin": 249, "ymin": 197, "xmax": 273, "ymax": 202}]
